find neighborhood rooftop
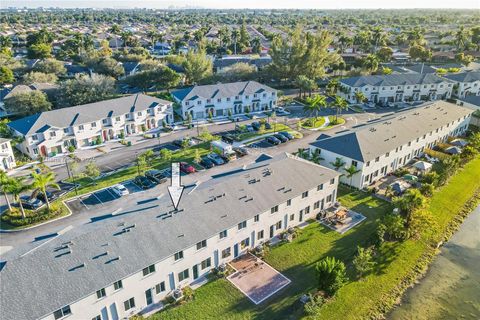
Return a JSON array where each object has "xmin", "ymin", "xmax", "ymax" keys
[
  {"xmin": 0, "ymin": 153, "xmax": 338, "ymax": 320},
  {"xmin": 7, "ymin": 94, "xmax": 172, "ymax": 136},
  {"xmin": 310, "ymin": 101, "xmax": 473, "ymax": 162},
  {"xmin": 172, "ymin": 81, "xmax": 275, "ymax": 102},
  {"xmin": 442, "ymin": 71, "xmax": 480, "ymax": 83},
  {"xmin": 340, "ymin": 73, "xmax": 455, "ymax": 87}
]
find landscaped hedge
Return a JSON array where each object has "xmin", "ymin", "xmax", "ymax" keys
[{"xmin": 1, "ymin": 204, "xmax": 67, "ymax": 228}]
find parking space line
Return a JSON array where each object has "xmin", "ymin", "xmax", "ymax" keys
[
  {"xmin": 92, "ymin": 192, "xmax": 104, "ymax": 206},
  {"xmin": 79, "ymin": 198, "xmax": 89, "ymax": 210},
  {"xmin": 105, "ymin": 187, "xmax": 119, "ymax": 199}
]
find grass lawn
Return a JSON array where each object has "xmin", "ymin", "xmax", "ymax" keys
[
  {"xmin": 67, "ymin": 143, "xmax": 212, "ymax": 196},
  {"xmin": 301, "ymin": 117, "xmax": 325, "ymax": 129},
  {"xmin": 0, "ymin": 201, "xmax": 71, "ymax": 230},
  {"xmin": 301, "ymin": 116, "xmax": 345, "ymax": 130},
  {"xmin": 235, "ymin": 123, "xmax": 301, "ymax": 142},
  {"xmin": 153, "ymin": 156, "xmax": 480, "ymax": 320}
]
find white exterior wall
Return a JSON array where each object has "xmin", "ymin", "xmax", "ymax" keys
[
  {"xmin": 40, "ymin": 177, "xmax": 339, "ymax": 320},
  {"xmin": 178, "ymin": 91, "xmax": 277, "ymax": 120},
  {"xmin": 310, "ymin": 114, "xmax": 471, "ymax": 189},
  {"xmin": 0, "ymin": 140, "xmax": 16, "ymax": 171},
  {"xmin": 13, "ymin": 104, "xmax": 173, "ymax": 159},
  {"xmin": 452, "ymin": 80, "xmax": 480, "ymax": 98},
  {"xmin": 340, "ymin": 82, "xmax": 453, "ymax": 104}
]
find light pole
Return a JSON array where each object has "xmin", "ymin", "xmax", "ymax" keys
[
  {"xmin": 135, "ymin": 152, "xmax": 140, "ymax": 176},
  {"xmin": 65, "ymin": 158, "xmax": 77, "ymax": 196}
]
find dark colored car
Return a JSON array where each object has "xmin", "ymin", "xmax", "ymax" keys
[
  {"xmin": 145, "ymin": 169, "xmax": 167, "ymax": 184},
  {"xmin": 274, "ymin": 133, "xmax": 288, "ymax": 143},
  {"xmin": 180, "ymin": 162, "xmax": 196, "ymax": 174},
  {"xmin": 266, "ymin": 136, "xmax": 281, "ymax": 145},
  {"xmin": 36, "ymin": 190, "xmax": 64, "ymax": 203},
  {"xmin": 233, "ymin": 147, "xmax": 249, "ymax": 157},
  {"xmin": 200, "ymin": 157, "xmax": 215, "ymax": 169},
  {"xmin": 134, "ymin": 175, "xmax": 156, "ymax": 189},
  {"xmin": 19, "ymin": 196, "xmax": 44, "ymax": 210},
  {"xmin": 264, "ymin": 122, "xmax": 272, "ymax": 130},
  {"xmin": 172, "ymin": 139, "xmax": 183, "ymax": 147},
  {"xmin": 251, "ymin": 122, "xmax": 261, "ymax": 131},
  {"xmin": 208, "ymin": 153, "xmax": 225, "ymax": 165},
  {"xmin": 278, "ymin": 131, "xmax": 294, "ymax": 140},
  {"xmin": 221, "ymin": 134, "xmax": 235, "ymax": 144}
]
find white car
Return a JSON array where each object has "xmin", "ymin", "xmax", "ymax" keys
[{"xmin": 111, "ymin": 184, "xmax": 129, "ymax": 197}]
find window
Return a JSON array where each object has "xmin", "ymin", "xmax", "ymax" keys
[
  {"xmin": 155, "ymin": 282, "xmax": 166, "ymax": 294},
  {"xmin": 32, "ymin": 134, "xmax": 38, "ymax": 140},
  {"xmin": 314, "ymin": 201, "xmax": 320, "ymax": 209},
  {"xmin": 197, "ymin": 101, "xmax": 201, "ymax": 105},
  {"xmin": 386, "ymin": 152, "xmax": 390, "ymax": 157},
  {"xmin": 92, "ymin": 316, "xmax": 101, "ymax": 320},
  {"xmin": 102, "ymin": 119, "xmax": 108, "ymax": 124},
  {"xmin": 257, "ymin": 230, "xmax": 264, "ymax": 239},
  {"xmin": 240, "ymin": 237, "xmax": 249, "ymax": 249},
  {"xmin": 330, "ymin": 178, "xmax": 335, "ymax": 185},
  {"xmin": 227, "ymin": 97, "xmax": 231, "ymax": 101},
  {"xmin": 305, "ymin": 206, "xmax": 310, "ymax": 214},
  {"xmin": 219, "ymin": 230, "xmax": 227, "ymax": 239},
  {"xmin": 254, "ymin": 214, "xmax": 259, "ymax": 222},
  {"xmin": 91, "ymin": 122, "xmax": 96, "ymax": 127},
  {"xmin": 178, "ymin": 269, "xmax": 189, "ymax": 282},
  {"xmin": 96, "ymin": 288, "xmax": 106, "ymax": 299},
  {"xmin": 222, "ymin": 247, "xmax": 231, "ymax": 258},
  {"xmin": 287, "ymin": 199, "xmax": 292, "ymax": 206},
  {"xmin": 142, "ymin": 264, "xmax": 155, "ymax": 276},
  {"xmin": 276, "ymin": 221, "xmax": 282, "ymax": 230},
  {"xmin": 201, "ymin": 257, "xmax": 212, "ymax": 270},
  {"xmin": 185, "ymin": 101, "xmax": 189, "ymax": 106},
  {"xmin": 115, "ymin": 117, "xmax": 120, "ymax": 122},
  {"xmin": 196, "ymin": 239, "xmax": 207, "ymax": 250},
  {"xmin": 124, "ymin": 297, "xmax": 135, "ymax": 311},
  {"xmin": 302, "ymin": 191, "xmax": 309, "ymax": 198},
  {"xmin": 217, "ymin": 98, "xmax": 221, "ymax": 102},
  {"xmin": 271, "ymin": 205, "xmax": 278, "ymax": 214},
  {"xmin": 290, "ymin": 214, "xmax": 295, "ymax": 221},
  {"xmin": 63, "ymin": 128, "xmax": 69, "ymax": 133},
  {"xmin": 53, "ymin": 306, "xmax": 71, "ymax": 319},
  {"xmin": 78, "ymin": 125, "xmax": 84, "ymax": 131},
  {"xmin": 207, "ymin": 99, "xmax": 211, "ymax": 103},
  {"xmin": 351, "ymin": 160, "xmax": 358, "ymax": 167},
  {"xmin": 50, "ymin": 131, "xmax": 56, "ymax": 138},
  {"xmin": 238, "ymin": 221, "xmax": 247, "ymax": 230},
  {"xmin": 327, "ymin": 194, "xmax": 332, "ymax": 202},
  {"xmin": 375, "ymin": 157, "xmax": 379, "ymax": 162},
  {"xmin": 174, "ymin": 251, "xmax": 184, "ymax": 261},
  {"xmin": 113, "ymin": 280, "xmax": 123, "ymax": 290}
]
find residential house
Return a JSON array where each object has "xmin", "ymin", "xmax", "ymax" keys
[
  {"xmin": 172, "ymin": 81, "xmax": 277, "ymax": 120},
  {"xmin": 0, "ymin": 153, "xmax": 340, "ymax": 320},
  {"xmin": 213, "ymin": 55, "xmax": 272, "ymax": 73},
  {"xmin": 7, "ymin": 94, "xmax": 173, "ymax": 159},
  {"xmin": 309, "ymin": 101, "xmax": 473, "ymax": 189},
  {"xmin": 442, "ymin": 72, "xmax": 480, "ymax": 98},
  {"xmin": 0, "ymin": 138, "xmax": 16, "ymax": 171},
  {"xmin": 121, "ymin": 61, "xmax": 141, "ymax": 78},
  {"xmin": 339, "ymin": 73, "xmax": 454, "ymax": 104},
  {"xmin": 0, "ymin": 83, "xmax": 58, "ymax": 117}
]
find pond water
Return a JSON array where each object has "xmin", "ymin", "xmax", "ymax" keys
[{"xmin": 389, "ymin": 205, "xmax": 480, "ymax": 320}]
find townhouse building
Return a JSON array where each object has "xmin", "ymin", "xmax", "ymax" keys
[
  {"xmin": 7, "ymin": 94, "xmax": 173, "ymax": 159},
  {"xmin": 442, "ymin": 71, "xmax": 480, "ymax": 98},
  {"xmin": 0, "ymin": 138, "xmax": 16, "ymax": 171},
  {"xmin": 0, "ymin": 153, "xmax": 340, "ymax": 320},
  {"xmin": 309, "ymin": 101, "xmax": 473, "ymax": 189},
  {"xmin": 339, "ymin": 73, "xmax": 454, "ymax": 105},
  {"xmin": 172, "ymin": 81, "xmax": 277, "ymax": 120}
]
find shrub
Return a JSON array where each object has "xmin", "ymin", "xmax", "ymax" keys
[
  {"xmin": 419, "ymin": 183, "xmax": 435, "ymax": 197},
  {"xmin": 379, "ymin": 213, "xmax": 406, "ymax": 241},
  {"xmin": 1, "ymin": 204, "xmax": 65, "ymax": 227},
  {"xmin": 67, "ymin": 145, "xmax": 75, "ymax": 153},
  {"xmin": 304, "ymin": 293, "xmax": 325, "ymax": 316},
  {"xmin": 182, "ymin": 286, "xmax": 194, "ymax": 301},
  {"xmin": 315, "ymin": 256, "xmax": 348, "ymax": 296},
  {"xmin": 353, "ymin": 246, "xmax": 375, "ymax": 278}
]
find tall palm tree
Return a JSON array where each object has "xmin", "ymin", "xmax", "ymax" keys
[
  {"xmin": 330, "ymin": 157, "xmax": 346, "ymax": 171},
  {"xmin": 362, "ymin": 54, "xmax": 379, "ymax": 73},
  {"xmin": 6, "ymin": 177, "xmax": 31, "ymax": 219},
  {"xmin": 354, "ymin": 91, "xmax": 367, "ymax": 104},
  {"xmin": 309, "ymin": 149, "xmax": 323, "ymax": 164},
  {"xmin": 304, "ymin": 94, "xmax": 327, "ymax": 126},
  {"xmin": 455, "ymin": 26, "xmax": 470, "ymax": 51},
  {"xmin": 232, "ymin": 29, "xmax": 240, "ymax": 54},
  {"xmin": 296, "ymin": 148, "xmax": 308, "ymax": 159},
  {"xmin": 0, "ymin": 171, "xmax": 13, "ymax": 211},
  {"xmin": 109, "ymin": 24, "xmax": 121, "ymax": 49},
  {"xmin": 344, "ymin": 165, "xmax": 361, "ymax": 187},
  {"xmin": 31, "ymin": 171, "xmax": 60, "ymax": 211},
  {"xmin": 331, "ymin": 96, "xmax": 348, "ymax": 122}
]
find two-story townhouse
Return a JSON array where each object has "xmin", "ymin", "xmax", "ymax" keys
[
  {"xmin": 442, "ymin": 71, "xmax": 480, "ymax": 98},
  {"xmin": 172, "ymin": 81, "xmax": 277, "ymax": 120},
  {"xmin": 7, "ymin": 94, "xmax": 173, "ymax": 159},
  {"xmin": 339, "ymin": 73, "xmax": 455, "ymax": 105},
  {"xmin": 0, "ymin": 138, "xmax": 16, "ymax": 171},
  {"xmin": 0, "ymin": 153, "xmax": 340, "ymax": 320},
  {"xmin": 309, "ymin": 101, "xmax": 473, "ymax": 189}
]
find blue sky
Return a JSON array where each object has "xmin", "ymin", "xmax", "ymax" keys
[{"xmin": 3, "ymin": 0, "xmax": 479, "ymax": 9}]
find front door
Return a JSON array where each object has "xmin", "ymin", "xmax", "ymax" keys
[
  {"xmin": 269, "ymin": 225, "xmax": 274, "ymax": 238},
  {"xmin": 193, "ymin": 264, "xmax": 199, "ymax": 280},
  {"xmin": 109, "ymin": 303, "xmax": 119, "ymax": 320},
  {"xmin": 299, "ymin": 210, "xmax": 304, "ymax": 222},
  {"xmin": 234, "ymin": 243, "xmax": 239, "ymax": 257},
  {"xmin": 145, "ymin": 288, "xmax": 153, "ymax": 305}
]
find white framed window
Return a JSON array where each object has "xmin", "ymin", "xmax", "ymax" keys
[
  {"xmin": 113, "ymin": 280, "xmax": 123, "ymax": 290},
  {"xmin": 178, "ymin": 269, "xmax": 189, "ymax": 281},
  {"xmin": 96, "ymin": 288, "xmax": 106, "ymax": 299},
  {"xmin": 174, "ymin": 251, "xmax": 184, "ymax": 261},
  {"xmin": 196, "ymin": 239, "xmax": 207, "ymax": 250},
  {"xmin": 53, "ymin": 306, "xmax": 71, "ymax": 319},
  {"xmin": 124, "ymin": 297, "xmax": 135, "ymax": 311},
  {"xmin": 142, "ymin": 264, "xmax": 155, "ymax": 276}
]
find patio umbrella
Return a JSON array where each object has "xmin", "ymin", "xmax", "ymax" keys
[
  {"xmin": 445, "ymin": 146, "xmax": 462, "ymax": 155},
  {"xmin": 403, "ymin": 174, "xmax": 418, "ymax": 182},
  {"xmin": 450, "ymin": 139, "xmax": 468, "ymax": 147},
  {"xmin": 412, "ymin": 161, "xmax": 432, "ymax": 172}
]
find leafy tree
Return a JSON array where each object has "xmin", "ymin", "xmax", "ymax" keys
[
  {"xmin": 123, "ymin": 67, "xmax": 180, "ymax": 92},
  {"xmin": 6, "ymin": 177, "xmax": 31, "ymax": 219},
  {"xmin": 354, "ymin": 91, "xmax": 367, "ymax": 104},
  {"xmin": 407, "ymin": 209, "xmax": 435, "ymax": 240},
  {"xmin": 57, "ymin": 74, "xmax": 116, "ymax": 108},
  {"xmin": 33, "ymin": 59, "xmax": 66, "ymax": 75},
  {"xmin": 394, "ymin": 188, "xmax": 427, "ymax": 218},
  {"xmin": 194, "ymin": 149, "xmax": 201, "ymax": 163},
  {"xmin": 181, "ymin": 138, "xmax": 190, "ymax": 150},
  {"xmin": 409, "ymin": 44, "xmax": 431, "ymax": 61},
  {"xmin": 353, "ymin": 246, "xmax": 375, "ymax": 278},
  {"xmin": 454, "ymin": 26, "xmax": 470, "ymax": 51},
  {"xmin": 295, "ymin": 75, "xmax": 317, "ymax": 99},
  {"xmin": 376, "ymin": 46, "xmax": 393, "ymax": 62},
  {"xmin": 330, "ymin": 157, "xmax": 346, "ymax": 171},
  {"xmin": 344, "ymin": 164, "xmax": 361, "ymax": 187},
  {"xmin": 315, "ymin": 256, "xmax": 348, "ymax": 296},
  {"xmin": 331, "ymin": 96, "xmax": 348, "ymax": 122},
  {"xmin": 0, "ymin": 66, "xmax": 14, "ymax": 84},
  {"xmin": 182, "ymin": 48, "xmax": 213, "ymax": 84},
  {"xmin": 27, "ymin": 29, "xmax": 54, "ymax": 58},
  {"xmin": 28, "ymin": 43, "xmax": 52, "ymax": 59},
  {"xmin": 31, "ymin": 171, "xmax": 60, "ymax": 211},
  {"xmin": 141, "ymin": 150, "xmax": 155, "ymax": 163},
  {"xmin": 216, "ymin": 63, "xmax": 256, "ymax": 82},
  {"xmin": 0, "ymin": 171, "xmax": 14, "ymax": 211},
  {"xmin": 159, "ymin": 148, "xmax": 172, "ymax": 162},
  {"xmin": 87, "ymin": 57, "xmax": 124, "ymax": 78},
  {"xmin": 419, "ymin": 183, "xmax": 435, "ymax": 197},
  {"xmin": 4, "ymin": 91, "xmax": 52, "ymax": 116},
  {"xmin": 471, "ymin": 26, "xmax": 480, "ymax": 51},
  {"xmin": 84, "ymin": 161, "xmax": 100, "ymax": 180},
  {"xmin": 361, "ymin": 54, "xmax": 379, "ymax": 73},
  {"xmin": 380, "ymin": 213, "xmax": 406, "ymax": 241},
  {"xmin": 326, "ymin": 79, "xmax": 340, "ymax": 96},
  {"xmin": 455, "ymin": 52, "xmax": 474, "ymax": 66},
  {"xmin": 251, "ymin": 37, "xmax": 262, "ymax": 54},
  {"xmin": 0, "ymin": 35, "xmax": 12, "ymax": 56},
  {"xmin": 22, "ymin": 72, "xmax": 58, "ymax": 84}
]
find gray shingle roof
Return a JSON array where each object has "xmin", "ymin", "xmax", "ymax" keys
[
  {"xmin": 0, "ymin": 153, "xmax": 339, "ymax": 320},
  {"xmin": 340, "ymin": 73, "xmax": 454, "ymax": 87},
  {"xmin": 442, "ymin": 71, "xmax": 480, "ymax": 83},
  {"xmin": 7, "ymin": 94, "xmax": 172, "ymax": 136},
  {"xmin": 172, "ymin": 81, "xmax": 275, "ymax": 102},
  {"xmin": 310, "ymin": 101, "xmax": 473, "ymax": 162}
]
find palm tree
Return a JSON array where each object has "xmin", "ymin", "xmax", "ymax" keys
[
  {"xmin": 304, "ymin": 94, "xmax": 327, "ymax": 126},
  {"xmin": 344, "ymin": 165, "xmax": 361, "ymax": 187},
  {"xmin": 362, "ymin": 54, "xmax": 379, "ymax": 73},
  {"xmin": 326, "ymin": 79, "xmax": 339, "ymax": 96},
  {"xmin": 296, "ymin": 148, "xmax": 308, "ymax": 159},
  {"xmin": 309, "ymin": 149, "xmax": 323, "ymax": 164},
  {"xmin": 354, "ymin": 91, "xmax": 367, "ymax": 105},
  {"xmin": 6, "ymin": 177, "xmax": 31, "ymax": 219},
  {"xmin": 31, "ymin": 171, "xmax": 60, "ymax": 211},
  {"xmin": 232, "ymin": 29, "xmax": 240, "ymax": 54},
  {"xmin": 109, "ymin": 24, "xmax": 121, "ymax": 49},
  {"xmin": 331, "ymin": 96, "xmax": 348, "ymax": 122},
  {"xmin": 0, "ymin": 171, "xmax": 13, "ymax": 211},
  {"xmin": 330, "ymin": 157, "xmax": 346, "ymax": 171},
  {"xmin": 455, "ymin": 26, "xmax": 470, "ymax": 51}
]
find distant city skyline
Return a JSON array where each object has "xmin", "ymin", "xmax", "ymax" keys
[{"xmin": 2, "ymin": 0, "xmax": 479, "ymax": 9}]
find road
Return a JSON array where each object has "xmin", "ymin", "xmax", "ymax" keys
[{"xmin": 0, "ymin": 107, "xmax": 387, "ymax": 260}]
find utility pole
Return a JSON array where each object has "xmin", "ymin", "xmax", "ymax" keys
[
  {"xmin": 65, "ymin": 158, "xmax": 78, "ymax": 196},
  {"xmin": 196, "ymin": 119, "xmax": 200, "ymax": 137}
]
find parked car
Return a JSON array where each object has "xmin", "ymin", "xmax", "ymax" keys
[
  {"xmin": 145, "ymin": 169, "xmax": 168, "ymax": 184},
  {"xmin": 180, "ymin": 162, "xmax": 196, "ymax": 174},
  {"xmin": 274, "ymin": 133, "xmax": 288, "ymax": 143},
  {"xmin": 111, "ymin": 184, "xmax": 129, "ymax": 196},
  {"xmin": 134, "ymin": 175, "xmax": 156, "ymax": 189},
  {"xmin": 264, "ymin": 122, "xmax": 272, "ymax": 130},
  {"xmin": 172, "ymin": 139, "xmax": 183, "ymax": 147},
  {"xmin": 208, "ymin": 153, "xmax": 225, "ymax": 165},
  {"xmin": 200, "ymin": 157, "xmax": 215, "ymax": 169},
  {"xmin": 266, "ymin": 136, "xmax": 281, "ymax": 145},
  {"xmin": 221, "ymin": 134, "xmax": 235, "ymax": 144},
  {"xmin": 233, "ymin": 147, "xmax": 249, "ymax": 157},
  {"xmin": 251, "ymin": 121, "xmax": 261, "ymax": 131},
  {"xmin": 278, "ymin": 131, "xmax": 294, "ymax": 140},
  {"xmin": 19, "ymin": 196, "xmax": 44, "ymax": 210},
  {"xmin": 36, "ymin": 190, "xmax": 63, "ymax": 202}
]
